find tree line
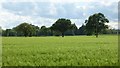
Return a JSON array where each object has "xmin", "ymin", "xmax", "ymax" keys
[{"xmin": 1, "ymin": 13, "xmax": 119, "ymax": 37}]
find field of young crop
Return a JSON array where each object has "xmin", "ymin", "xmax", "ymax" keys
[{"xmin": 2, "ymin": 35, "xmax": 118, "ymax": 66}]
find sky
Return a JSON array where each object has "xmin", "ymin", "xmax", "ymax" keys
[{"xmin": 0, "ymin": 0, "xmax": 119, "ymax": 29}]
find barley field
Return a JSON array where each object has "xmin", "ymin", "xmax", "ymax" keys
[{"xmin": 2, "ymin": 35, "xmax": 118, "ymax": 66}]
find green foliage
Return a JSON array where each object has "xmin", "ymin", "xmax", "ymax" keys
[
  {"xmin": 70, "ymin": 23, "xmax": 78, "ymax": 30},
  {"xmin": 14, "ymin": 22, "xmax": 35, "ymax": 37},
  {"xmin": 30, "ymin": 24, "xmax": 40, "ymax": 36},
  {"xmin": 51, "ymin": 18, "xmax": 72, "ymax": 37},
  {"xmin": 2, "ymin": 35, "xmax": 118, "ymax": 66},
  {"xmin": 39, "ymin": 26, "xmax": 52, "ymax": 36},
  {"xmin": 77, "ymin": 24, "xmax": 86, "ymax": 35},
  {"xmin": 85, "ymin": 13, "xmax": 109, "ymax": 37}
]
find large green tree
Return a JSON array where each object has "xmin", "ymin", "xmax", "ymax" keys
[
  {"xmin": 15, "ymin": 22, "xmax": 35, "ymax": 37},
  {"xmin": 85, "ymin": 13, "xmax": 109, "ymax": 37},
  {"xmin": 51, "ymin": 18, "xmax": 72, "ymax": 37}
]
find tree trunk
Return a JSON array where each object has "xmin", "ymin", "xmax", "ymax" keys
[
  {"xmin": 29, "ymin": 33, "xmax": 32, "ymax": 37},
  {"xmin": 96, "ymin": 33, "xmax": 98, "ymax": 38},
  {"xmin": 95, "ymin": 27, "xmax": 98, "ymax": 38},
  {"xmin": 62, "ymin": 32, "xmax": 64, "ymax": 37},
  {"xmin": 24, "ymin": 33, "xmax": 27, "ymax": 37}
]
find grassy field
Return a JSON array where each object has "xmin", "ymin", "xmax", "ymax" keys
[{"xmin": 2, "ymin": 35, "xmax": 118, "ymax": 66}]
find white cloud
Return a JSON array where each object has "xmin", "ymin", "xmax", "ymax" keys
[
  {"xmin": 0, "ymin": 11, "xmax": 30, "ymax": 29},
  {"xmin": 0, "ymin": 0, "xmax": 93, "ymax": 3},
  {"xmin": 0, "ymin": 6, "xmax": 56, "ymax": 29},
  {"xmin": 71, "ymin": 19, "xmax": 84, "ymax": 28},
  {"xmin": 0, "ymin": 0, "xmax": 118, "ymax": 29},
  {"xmin": 0, "ymin": 0, "xmax": 119, "ymax": 3},
  {"xmin": 106, "ymin": 22, "xmax": 118, "ymax": 29},
  {"xmin": 48, "ymin": 3, "xmax": 57, "ymax": 16}
]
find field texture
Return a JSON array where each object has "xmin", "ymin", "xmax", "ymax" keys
[{"xmin": 2, "ymin": 35, "xmax": 118, "ymax": 66}]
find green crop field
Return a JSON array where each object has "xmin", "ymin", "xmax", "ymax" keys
[{"xmin": 2, "ymin": 35, "xmax": 118, "ymax": 66}]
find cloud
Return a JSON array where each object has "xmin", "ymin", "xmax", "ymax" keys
[
  {"xmin": 0, "ymin": 9, "xmax": 57, "ymax": 29},
  {"xmin": 0, "ymin": 0, "xmax": 118, "ymax": 29},
  {"xmin": 0, "ymin": 0, "xmax": 119, "ymax": 3},
  {"xmin": 106, "ymin": 22, "xmax": 118, "ymax": 29},
  {"xmin": 1, "ymin": 2, "xmax": 118, "ymax": 19}
]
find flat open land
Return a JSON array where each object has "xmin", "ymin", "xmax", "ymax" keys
[{"xmin": 2, "ymin": 35, "xmax": 118, "ymax": 66}]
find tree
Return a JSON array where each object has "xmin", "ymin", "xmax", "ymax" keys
[
  {"xmin": 14, "ymin": 22, "xmax": 34, "ymax": 37},
  {"xmin": 78, "ymin": 24, "xmax": 86, "ymax": 35},
  {"xmin": 85, "ymin": 13, "xmax": 109, "ymax": 37},
  {"xmin": 37, "ymin": 26, "xmax": 53, "ymax": 36},
  {"xmin": 51, "ymin": 18, "xmax": 72, "ymax": 37},
  {"xmin": 70, "ymin": 23, "xmax": 78, "ymax": 35},
  {"xmin": 5, "ymin": 29, "xmax": 11, "ymax": 36},
  {"xmin": 40, "ymin": 26, "xmax": 48, "ymax": 36},
  {"xmin": 30, "ymin": 24, "xmax": 39, "ymax": 36}
]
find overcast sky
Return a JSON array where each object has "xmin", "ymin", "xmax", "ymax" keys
[{"xmin": 0, "ymin": 0, "xmax": 119, "ymax": 29}]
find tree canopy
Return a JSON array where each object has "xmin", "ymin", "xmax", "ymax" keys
[
  {"xmin": 85, "ymin": 13, "xmax": 109, "ymax": 37},
  {"xmin": 51, "ymin": 18, "xmax": 72, "ymax": 37},
  {"xmin": 14, "ymin": 23, "xmax": 35, "ymax": 37}
]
